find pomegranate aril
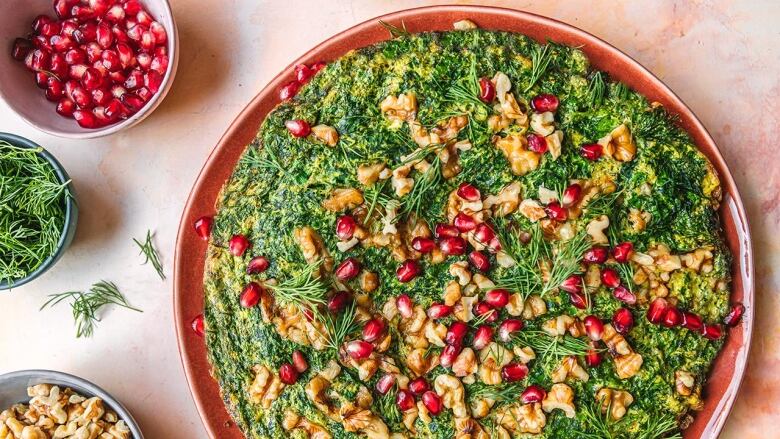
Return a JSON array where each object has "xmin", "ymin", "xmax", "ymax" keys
[
  {"xmin": 396, "ymin": 294, "xmax": 414, "ymax": 318},
  {"xmin": 246, "ymin": 256, "xmax": 270, "ymax": 274},
  {"xmin": 84, "ymin": 43, "xmax": 102, "ymax": 64},
  {"xmin": 64, "ymin": 48, "xmax": 86, "ymax": 65},
  {"xmin": 421, "ymin": 391, "xmax": 442, "ymax": 415},
  {"xmin": 61, "ymin": 19, "xmax": 78, "ymax": 37},
  {"xmin": 193, "ymin": 216, "xmax": 213, "ymax": 240},
  {"xmin": 569, "ymin": 291, "xmax": 588, "ymax": 310},
  {"xmin": 544, "ymin": 202, "xmax": 567, "ymax": 221},
  {"xmin": 54, "ymin": 0, "xmax": 72, "ymax": 19},
  {"xmin": 191, "ymin": 314, "xmax": 205, "ymax": 336},
  {"xmin": 408, "ymin": 377, "xmax": 429, "ymax": 395},
  {"xmin": 412, "ymin": 237, "xmax": 435, "ymax": 253},
  {"xmin": 150, "ymin": 21, "xmax": 167, "ymax": 44},
  {"xmin": 469, "ymin": 250, "xmax": 490, "ymax": 272},
  {"xmin": 612, "ymin": 242, "xmax": 634, "ymax": 263},
  {"xmin": 104, "ymin": 99, "xmax": 126, "ymax": 119},
  {"xmin": 41, "ymin": 22, "xmax": 62, "ymax": 38},
  {"xmin": 521, "ymin": 385, "xmax": 547, "ymax": 404},
  {"xmin": 112, "ymin": 25, "xmax": 129, "ymax": 43},
  {"xmin": 559, "ymin": 274, "xmax": 583, "ymax": 294},
  {"xmin": 137, "ymin": 10, "xmax": 154, "ymax": 27},
  {"xmin": 585, "ymin": 346, "xmax": 602, "ymax": 367},
  {"xmin": 137, "ymin": 52, "xmax": 152, "ymax": 70},
  {"xmin": 661, "ymin": 306, "xmax": 683, "ymax": 328},
  {"xmin": 240, "ymin": 282, "xmax": 262, "ymax": 308},
  {"xmin": 93, "ymin": 106, "xmax": 115, "ymax": 125},
  {"xmin": 396, "ymin": 389, "xmax": 415, "ymax": 411},
  {"xmin": 498, "ymin": 319, "xmax": 524, "ymax": 342},
  {"xmin": 72, "ymin": 6, "xmax": 96, "ymax": 22},
  {"xmin": 526, "ymin": 133, "xmax": 548, "ymax": 154},
  {"xmin": 435, "ymin": 223, "xmax": 460, "ymax": 238},
  {"xmin": 140, "ymin": 30, "xmax": 156, "ymax": 51},
  {"xmin": 335, "ymin": 215, "xmax": 356, "ymax": 241},
  {"xmin": 278, "ymin": 363, "xmax": 298, "ymax": 384},
  {"xmin": 723, "ymin": 303, "xmax": 745, "ymax": 327},
  {"xmin": 682, "ymin": 311, "xmax": 703, "ymax": 332},
  {"xmin": 583, "ymin": 246, "xmax": 608, "ymax": 264},
  {"xmin": 601, "ymin": 267, "xmax": 620, "ymax": 288},
  {"xmin": 613, "ymin": 285, "xmax": 636, "ymax": 305},
  {"xmin": 45, "ymin": 79, "xmax": 64, "ymax": 101},
  {"xmin": 561, "ymin": 183, "xmax": 582, "ymax": 207},
  {"xmin": 12, "ymin": 38, "xmax": 33, "ymax": 61},
  {"xmin": 440, "ymin": 344, "xmax": 462, "ymax": 368},
  {"xmin": 32, "ymin": 15, "xmax": 54, "ymax": 33},
  {"xmin": 110, "ymin": 84, "xmax": 127, "ymax": 98},
  {"xmin": 32, "ymin": 35, "xmax": 52, "ymax": 51},
  {"xmin": 89, "ymin": 0, "xmax": 110, "ymax": 15},
  {"xmin": 35, "ymin": 72, "xmax": 50, "ymax": 89},
  {"xmin": 531, "ymin": 94, "xmax": 559, "ymax": 112},
  {"xmin": 440, "ymin": 236, "xmax": 466, "ymax": 256},
  {"xmin": 144, "ymin": 70, "xmax": 162, "ymax": 93},
  {"xmin": 126, "ymin": 24, "xmax": 145, "ymax": 42},
  {"xmin": 376, "ymin": 374, "xmax": 395, "ymax": 395},
  {"xmin": 502, "ymin": 363, "xmax": 529, "ymax": 382},
  {"xmin": 453, "ymin": 212, "xmax": 477, "ymax": 232},
  {"xmin": 362, "ymin": 318, "xmax": 385, "ymax": 343},
  {"xmin": 311, "ymin": 61, "xmax": 326, "ymax": 72},
  {"xmin": 70, "ymin": 85, "xmax": 91, "ymax": 108},
  {"xmin": 478, "ymin": 77, "xmax": 496, "ymax": 103},
  {"xmin": 285, "ymin": 119, "xmax": 311, "ymax": 137},
  {"xmin": 150, "ymin": 54, "xmax": 168, "ymax": 74},
  {"xmin": 484, "ymin": 289, "xmax": 509, "ymax": 308},
  {"xmin": 279, "ymin": 81, "xmax": 300, "ymax": 101},
  {"xmin": 583, "ymin": 315, "xmax": 604, "ymax": 341},
  {"xmin": 580, "ymin": 143, "xmax": 603, "ymax": 161},
  {"xmin": 612, "ymin": 308, "xmax": 634, "ymax": 334},
  {"xmin": 81, "ymin": 67, "xmax": 102, "ymax": 90},
  {"xmin": 473, "ymin": 325, "xmax": 493, "ymax": 350},
  {"xmin": 123, "ymin": 0, "xmax": 142, "ymax": 15},
  {"xmin": 121, "ymin": 92, "xmax": 144, "ymax": 114},
  {"xmin": 50, "ymin": 53, "xmax": 68, "ymax": 77},
  {"xmin": 457, "ymin": 182, "xmax": 481, "ymax": 201},
  {"xmin": 327, "ymin": 291, "xmax": 350, "ymax": 313},
  {"xmin": 30, "ymin": 49, "xmax": 51, "ymax": 72},
  {"xmin": 701, "ymin": 323, "xmax": 723, "ymax": 340},
  {"xmin": 229, "ymin": 234, "xmax": 251, "ymax": 256},
  {"xmin": 427, "ymin": 303, "xmax": 452, "ymax": 319},
  {"xmin": 115, "ymin": 42, "xmax": 134, "ymax": 67},
  {"xmin": 105, "ymin": 4, "xmax": 125, "ymax": 22},
  {"xmin": 56, "ymin": 98, "xmax": 76, "ymax": 117},
  {"xmin": 68, "ymin": 64, "xmax": 88, "ymax": 80},
  {"xmin": 474, "ymin": 301, "xmax": 498, "ymax": 323},
  {"xmin": 295, "ymin": 64, "xmax": 313, "ymax": 84},
  {"xmin": 396, "ymin": 260, "xmax": 421, "ymax": 283},
  {"xmin": 646, "ymin": 297, "xmax": 669, "ymax": 324},
  {"xmin": 445, "ymin": 321, "xmax": 468, "ymax": 345},
  {"xmin": 346, "ymin": 340, "xmax": 373, "ymax": 360}
]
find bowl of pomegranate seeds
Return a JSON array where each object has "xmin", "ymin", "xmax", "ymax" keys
[{"xmin": 0, "ymin": 0, "xmax": 178, "ymax": 137}]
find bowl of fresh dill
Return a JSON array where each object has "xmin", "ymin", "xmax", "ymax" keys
[{"xmin": 0, "ymin": 132, "xmax": 77, "ymax": 290}]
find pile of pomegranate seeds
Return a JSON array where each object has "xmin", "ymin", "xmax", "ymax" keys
[
  {"xmin": 278, "ymin": 61, "xmax": 325, "ymax": 101},
  {"xmin": 12, "ymin": 0, "xmax": 169, "ymax": 129},
  {"xmin": 646, "ymin": 297, "xmax": 724, "ymax": 340}
]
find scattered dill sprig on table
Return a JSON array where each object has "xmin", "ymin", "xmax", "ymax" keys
[
  {"xmin": 133, "ymin": 230, "xmax": 165, "ymax": 280},
  {"xmin": 40, "ymin": 281, "xmax": 142, "ymax": 338},
  {"xmin": 0, "ymin": 141, "xmax": 70, "ymax": 285},
  {"xmin": 524, "ymin": 43, "xmax": 554, "ymax": 92}
]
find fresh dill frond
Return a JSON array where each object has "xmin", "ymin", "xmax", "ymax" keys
[
  {"xmin": 582, "ymin": 189, "xmax": 623, "ymax": 220},
  {"xmin": 266, "ymin": 259, "xmax": 329, "ymax": 308},
  {"xmin": 245, "ymin": 143, "xmax": 287, "ymax": 176},
  {"xmin": 379, "ymin": 20, "xmax": 409, "ymax": 38},
  {"xmin": 492, "ymin": 220, "xmax": 549, "ymax": 297},
  {"xmin": 363, "ymin": 179, "xmax": 391, "ymax": 223},
  {"xmin": 541, "ymin": 231, "xmax": 592, "ymax": 296},
  {"xmin": 512, "ymin": 330, "xmax": 594, "ymax": 367},
  {"xmin": 315, "ymin": 300, "xmax": 360, "ymax": 351},
  {"xmin": 133, "ymin": 230, "xmax": 165, "ymax": 280},
  {"xmin": 40, "ymin": 281, "xmax": 142, "ymax": 338},
  {"xmin": 524, "ymin": 43, "xmax": 554, "ymax": 92},
  {"xmin": 614, "ymin": 262, "xmax": 635, "ymax": 292},
  {"xmin": 588, "ymin": 71, "xmax": 607, "ymax": 107},
  {"xmin": 637, "ymin": 414, "xmax": 682, "ymax": 439},
  {"xmin": 612, "ymin": 82, "xmax": 630, "ymax": 101},
  {"xmin": 576, "ymin": 397, "xmax": 619, "ymax": 439},
  {"xmin": 446, "ymin": 57, "xmax": 491, "ymax": 113},
  {"xmin": 399, "ymin": 153, "xmax": 443, "ymax": 220},
  {"xmin": 467, "ymin": 382, "xmax": 525, "ymax": 407}
]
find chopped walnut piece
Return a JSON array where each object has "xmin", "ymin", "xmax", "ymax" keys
[
  {"xmin": 452, "ymin": 347, "xmax": 479, "ymax": 378},
  {"xmin": 522, "ymin": 295, "xmax": 547, "ymax": 319},
  {"xmin": 444, "ymin": 280, "xmax": 463, "ymax": 306},
  {"xmin": 450, "ymin": 261, "xmax": 472, "ymax": 286},
  {"xmin": 596, "ymin": 388, "xmax": 634, "ymax": 420},
  {"xmin": 586, "ymin": 215, "xmax": 610, "ymax": 244},
  {"xmin": 249, "ymin": 364, "xmax": 285, "ymax": 409},
  {"xmin": 391, "ymin": 164, "xmax": 414, "ymax": 197},
  {"xmin": 323, "ymin": 188, "xmax": 364, "ymax": 212},
  {"xmin": 602, "ymin": 324, "xmax": 631, "ymax": 356},
  {"xmin": 360, "ymin": 271, "xmax": 379, "ymax": 293},
  {"xmin": 434, "ymin": 375, "xmax": 468, "ymax": 418},
  {"xmin": 513, "ymin": 346, "xmax": 536, "ymax": 364},
  {"xmin": 542, "ymin": 315, "xmax": 577, "ymax": 337},
  {"xmin": 551, "ymin": 355, "xmax": 589, "ymax": 383},
  {"xmin": 407, "ymin": 348, "xmax": 438, "ymax": 377},
  {"xmin": 484, "ymin": 182, "xmax": 522, "ymax": 217},
  {"xmin": 357, "ymin": 163, "xmax": 387, "ymax": 186},
  {"xmin": 542, "ymin": 383, "xmax": 576, "ymax": 418},
  {"xmin": 311, "ymin": 124, "xmax": 339, "ymax": 146},
  {"xmin": 598, "ymin": 123, "xmax": 636, "ymax": 162},
  {"xmin": 680, "ymin": 248, "xmax": 714, "ymax": 272},
  {"xmin": 614, "ymin": 352, "xmax": 643, "ymax": 379},
  {"xmin": 505, "ymin": 293, "xmax": 524, "ymax": 316},
  {"xmin": 478, "ymin": 342, "xmax": 514, "ymax": 385},
  {"xmin": 495, "ymin": 134, "xmax": 539, "ymax": 176},
  {"xmin": 496, "ymin": 403, "xmax": 547, "ymax": 434},
  {"xmin": 628, "ymin": 208, "xmax": 651, "ymax": 232},
  {"xmin": 518, "ymin": 199, "xmax": 546, "ymax": 222},
  {"xmin": 381, "ymin": 92, "xmax": 417, "ymax": 123},
  {"xmin": 676, "ymin": 370, "xmax": 695, "ymax": 396},
  {"xmin": 530, "ymin": 112, "xmax": 555, "ymax": 136},
  {"xmin": 546, "ymin": 130, "xmax": 564, "ymax": 160},
  {"xmin": 471, "ymin": 397, "xmax": 495, "ymax": 419},
  {"xmin": 453, "ymin": 19, "xmax": 478, "ymax": 30}
]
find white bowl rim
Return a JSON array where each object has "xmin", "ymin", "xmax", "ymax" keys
[
  {"xmin": 0, "ymin": 369, "xmax": 144, "ymax": 438},
  {"xmin": 0, "ymin": 0, "xmax": 179, "ymax": 139}
]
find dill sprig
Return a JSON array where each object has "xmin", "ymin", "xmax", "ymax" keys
[
  {"xmin": 363, "ymin": 179, "xmax": 391, "ymax": 223},
  {"xmin": 577, "ymin": 397, "xmax": 682, "ymax": 439},
  {"xmin": 0, "ymin": 141, "xmax": 70, "ymax": 285},
  {"xmin": 512, "ymin": 330, "xmax": 593, "ymax": 366},
  {"xmin": 245, "ymin": 143, "xmax": 286, "ymax": 176},
  {"xmin": 637, "ymin": 415, "xmax": 682, "ymax": 439},
  {"xmin": 588, "ymin": 71, "xmax": 607, "ymax": 107},
  {"xmin": 399, "ymin": 153, "xmax": 443, "ymax": 220},
  {"xmin": 467, "ymin": 382, "xmax": 524, "ymax": 407},
  {"xmin": 577, "ymin": 397, "xmax": 621, "ymax": 439},
  {"xmin": 266, "ymin": 260, "xmax": 329, "ymax": 308},
  {"xmin": 524, "ymin": 43, "xmax": 554, "ymax": 92},
  {"xmin": 614, "ymin": 262, "xmax": 635, "ymax": 292},
  {"xmin": 541, "ymin": 231, "xmax": 592, "ymax": 296},
  {"xmin": 446, "ymin": 58, "xmax": 492, "ymax": 112},
  {"xmin": 315, "ymin": 300, "xmax": 361, "ymax": 351},
  {"xmin": 40, "ymin": 281, "xmax": 142, "ymax": 338},
  {"xmin": 379, "ymin": 20, "xmax": 409, "ymax": 38},
  {"xmin": 493, "ymin": 220, "xmax": 547, "ymax": 298},
  {"xmin": 133, "ymin": 230, "xmax": 165, "ymax": 280},
  {"xmin": 582, "ymin": 189, "xmax": 623, "ymax": 220}
]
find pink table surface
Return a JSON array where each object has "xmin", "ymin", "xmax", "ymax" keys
[{"xmin": 0, "ymin": 1, "xmax": 776, "ymax": 437}]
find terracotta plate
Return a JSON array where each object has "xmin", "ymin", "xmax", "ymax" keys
[{"xmin": 174, "ymin": 6, "xmax": 753, "ymax": 438}]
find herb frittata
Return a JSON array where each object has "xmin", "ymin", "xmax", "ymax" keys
[{"xmin": 202, "ymin": 21, "xmax": 739, "ymax": 439}]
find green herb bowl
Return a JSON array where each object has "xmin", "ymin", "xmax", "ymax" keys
[{"xmin": 0, "ymin": 132, "xmax": 78, "ymax": 290}]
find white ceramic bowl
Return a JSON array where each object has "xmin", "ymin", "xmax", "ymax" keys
[
  {"xmin": 0, "ymin": 0, "xmax": 178, "ymax": 138},
  {"xmin": 0, "ymin": 370, "xmax": 144, "ymax": 438}
]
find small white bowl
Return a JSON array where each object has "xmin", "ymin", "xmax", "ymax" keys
[{"xmin": 0, "ymin": 0, "xmax": 178, "ymax": 139}]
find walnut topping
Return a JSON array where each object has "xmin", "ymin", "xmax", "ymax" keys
[
  {"xmin": 505, "ymin": 293, "xmax": 524, "ymax": 316},
  {"xmin": 450, "ymin": 261, "xmax": 472, "ymax": 286},
  {"xmin": 478, "ymin": 342, "xmax": 514, "ymax": 385},
  {"xmin": 680, "ymin": 248, "xmax": 714, "ymax": 272},
  {"xmin": 586, "ymin": 215, "xmax": 610, "ymax": 245},
  {"xmin": 293, "ymin": 227, "xmax": 332, "ymax": 270},
  {"xmin": 495, "ymin": 134, "xmax": 540, "ymax": 176},
  {"xmin": 483, "ymin": 182, "xmax": 522, "ymax": 217},
  {"xmin": 602, "ymin": 323, "xmax": 631, "ymax": 356},
  {"xmin": 444, "ymin": 280, "xmax": 463, "ymax": 306},
  {"xmin": 530, "ymin": 112, "xmax": 555, "ymax": 136},
  {"xmin": 522, "ymin": 295, "xmax": 547, "ymax": 319},
  {"xmin": 598, "ymin": 123, "xmax": 636, "ymax": 162},
  {"xmin": 357, "ymin": 163, "xmax": 387, "ymax": 186},
  {"xmin": 546, "ymin": 130, "xmax": 564, "ymax": 160},
  {"xmin": 249, "ymin": 364, "xmax": 285, "ymax": 409},
  {"xmin": 628, "ymin": 208, "xmax": 650, "ymax": 232},
  {"xmin": 518, "ymin": 199, "xmax": 546, "ymax": 222},
  {"xmin": 542, "ymin": 383, "xmax": 576, "ymax": 418},
  {"xmin": 274, "ymin": 302, "xmax": 328, "ymax": 349},
  {"xmin": 596, "ymin": 388, "xmax": 634, "ymax": 420},
  {"xmin": 282, "ymin": 410, "xmax": 332, "ymax": 439},
  {"xmin": 551, "ymin": 355, "xmax": 589, "ymax": 383},
  {"xmin": 381, "ymin": 92, "xmax": 417, "ymax": 123},
  {"xmin": 434, "ymin": 375, "xmax": 468, "ymax": 418},
  {"xmin": 452, "ymin": 347, "xmax": 479, "ymax": 378},
  {"xmin": 323, "ymin": 188, "xmax": 364, "ymax": 212},
  {"xmin": 311, "ymin": 124, "xmax": 339, "ymax": 146},
  {"xmin": 407, "ymin": 348, "xmax": 438, "ymax": 377},
  {"xmin": 470, "ymin": 397, "xmax": 495, "ymax": 419},
  {"xmin": 453, "ymin": 19, "xmax": 478, "ymax": 30},
  {"xmin": 360, "ymin": 271, "xmax": 379, "ymax": 293},
  {"xmin": 676, "ymin": 370, "xmax": 695, "ymax": 396},
  {"xmin": 614, "ymin": 351, "xmax": 643, "ymax": 379},
  {"xmin": 542, "ymin": 315, "xmax": 579, "ymax": 337},
  {"xmin": 512, "ymin": 346, "xmax": 536, "ymax": 364},
  {"xmin": 496, "ymin": 403, "xmax": 547, "ymax": 434}
]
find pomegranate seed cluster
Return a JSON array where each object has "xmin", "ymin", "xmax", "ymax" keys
[
  {"xmin": 197, "ymin": 24, "xmax": 736, "ymax": 438},
  {"xmin": 11, "ymin": 0, "xmax": 169, "ymax": 129}
]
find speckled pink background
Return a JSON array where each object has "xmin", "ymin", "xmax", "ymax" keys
[{"xmin": 0, "ymin": 1, "xmax": 776, "ymax": 437}]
